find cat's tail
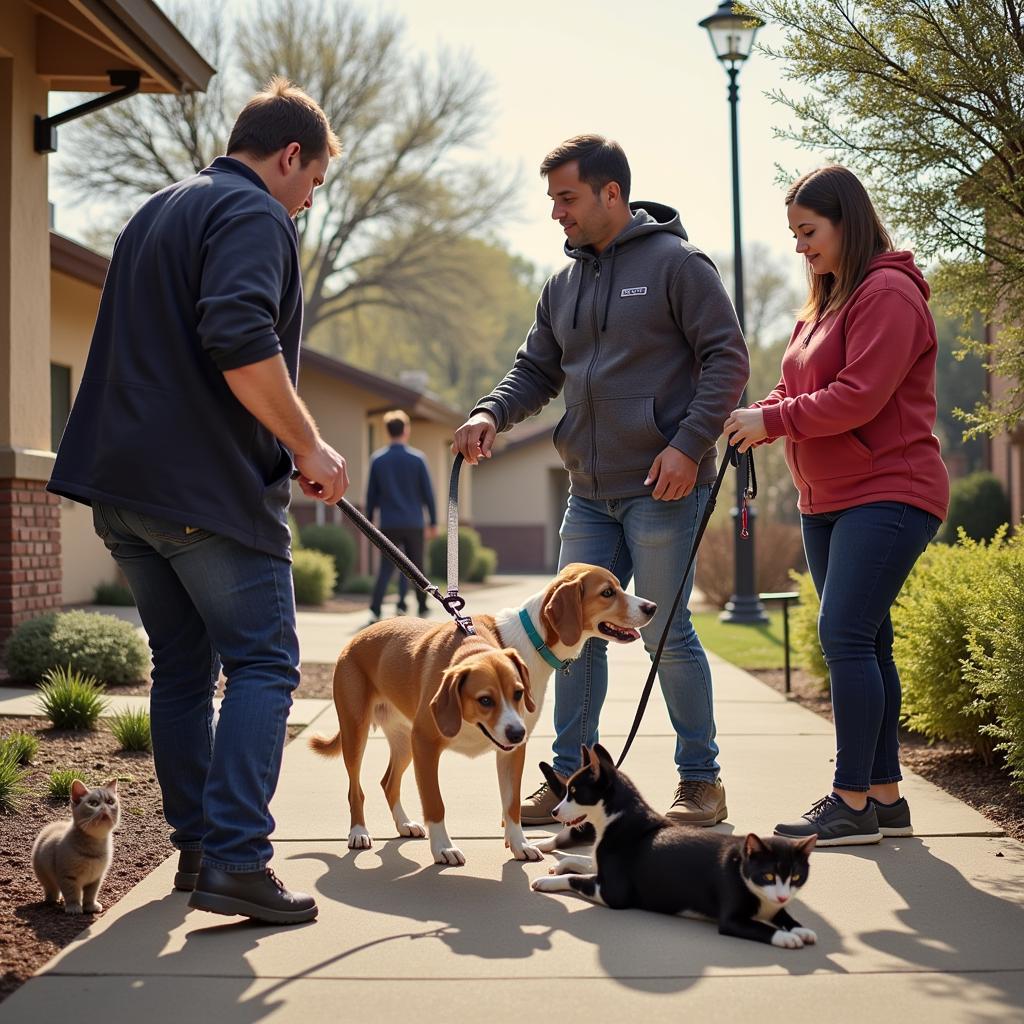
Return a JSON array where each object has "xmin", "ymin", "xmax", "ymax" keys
[{"xmin": 308, "ymin": 731, "xmax": 342, "ymax": 758}]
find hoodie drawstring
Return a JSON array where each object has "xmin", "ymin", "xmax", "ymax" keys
[
  {"xmin": 571, "ymin": 262, "xmax": 585, "ymax": 329},
  {"xmin": 601, "ymin": 245, "xmax": 618, "ymax": 332}
]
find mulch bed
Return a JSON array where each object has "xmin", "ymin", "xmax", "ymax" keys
[
  {"xmin": 750, "ymin": 668, "xmax": 1024, "ymax": 844},
  {"xmin": 0, "ymin": 681, "xmax": 318, "ymax": 1006}
]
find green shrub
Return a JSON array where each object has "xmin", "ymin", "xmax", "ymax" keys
[
  {"xmin": 93, "ymin": 581, "xmax": 136, "ymax": 606},
  {"xmin": 288, "ymin": 513, "xmax": 303, "ymax": 549},
  {"xmin": 292, "ymin": 548, "xmax": 337, "ymax": 605},
  {"xmin": 47, "ymin": 768, "xmax": 85, "ymax": 801},
  {"xmin": 468, "ymin": 546, "xmax": 498, "ymax": 583},
  {"xmin": 0, "ymin": 752, "xmax": 28, "ymax": 811},
  {"xmin": 892, "ymin": 532, "xmax": 1009, "ymax": 758},
  {"xmin": 963, "ymin": 536, "xmax": 1024, "ymax": 791},
  {"xmin": 4, "ymin": 610, "xmax": 148, "ymax": 685},
  {"xmin": 299, "ymin": 523, "xmax": 356, "ymax": 589},
  {"xmin": 788, "ymin": 570, "xmax": 829, "ymax": 688},
  {"xmin": 938, "ymin": 471, "xmax": 1010, "ymax": 544},
  {"xmin": 340, "ymin": 574, "xmax": 374, "ymax": 595},
  {"xmin": 0, "ymin": 731, "xmax": 39, "ymax": 765},
  {"xmin": 428, "ymin": 527, "xmax": 481, "ymax": 582},
  {"xmin": 109, "ymin": 707, "xmax": 152, "ymax": 752},
  {"xmin": 37, "ymin": 666, "xmax": 108, "ymax": 730}
]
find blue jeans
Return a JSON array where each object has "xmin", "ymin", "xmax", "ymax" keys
[
  {"xmin": 92, "ymin": 504, "xmax": 299, "ymax": 871},
  {"xmin": 552, "ymin": 486, "xmax": 718, "ymax": 781},
  {"xmin": 801, "ymin": 501, "xmax": 940, "ymax": 792}
]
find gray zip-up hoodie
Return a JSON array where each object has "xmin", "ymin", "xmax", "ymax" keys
[{"xmin": 474, "ymin": 201, "xmax": 750, "ymax": 499}]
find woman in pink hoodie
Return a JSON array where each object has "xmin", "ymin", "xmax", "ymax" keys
[{"xmin": 724, "ymin": 166, "xmax": 949, "ymax": 847}]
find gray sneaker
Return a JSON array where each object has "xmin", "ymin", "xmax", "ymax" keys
[
  {"xmin": 775, "ymin": 793, "xmax": 882, "ymax": 847},
  {"xmin": 869, "ymin": 796, "xmax": 913, "ymax": 837}
]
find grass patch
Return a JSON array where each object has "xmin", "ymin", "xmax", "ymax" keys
[
  {"xmin": 691, "ymin": 610, "xmax": 797, "ymax": 670},
  {"xmin": 109, "ymin": 708, "xmax": 152, "ymax": 752},
  {"xmin": 0, "ymin": 752, "xmax": 29, "ymax": 810},
  {"xmin": 0, "ymin": 731, "xmax": 39, "ymax": 765},
  {"xmin": 47, "ymin": 767, "xmax": 86, "ymax": 800},
  {"xmin": 37, "ymin": 666, "xmax": 108, "ymax": 730}
]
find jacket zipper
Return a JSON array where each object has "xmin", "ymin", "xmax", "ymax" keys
[{"xmin": 586, "ymin": 259, "xmax": 602, "ymax": 493}]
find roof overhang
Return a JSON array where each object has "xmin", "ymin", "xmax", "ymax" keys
[{"xmin": 31, "ymin": 0, "xmax": 215, "ymax": 93}]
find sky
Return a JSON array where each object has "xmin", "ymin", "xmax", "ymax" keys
[{"xmin": 49, "ymin": 0, "xmax": 814, "ymax": 288}]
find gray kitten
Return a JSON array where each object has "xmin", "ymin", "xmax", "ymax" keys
[{"xmin": 31, "ymin": 779, "xmax": 120, "ymax": 914}]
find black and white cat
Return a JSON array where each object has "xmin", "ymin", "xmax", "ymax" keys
[{"xmin": 531, "ymin": 745, "xmax": 818, "ymax": 949}]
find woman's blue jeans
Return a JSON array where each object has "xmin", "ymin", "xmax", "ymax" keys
[
  {"xmin": 92, "ymin": 503, "xmax": 299, "ymax": 871},
  {"xmin": 801, "ymin": 501, "xmax": 940, "ymax": 793},
  {"xmin": 551, "ymin": 486, "xmax": 719, "ymax": 782}
]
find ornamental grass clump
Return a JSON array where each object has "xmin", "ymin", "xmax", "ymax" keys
[
  {"xmin": 0, "ymin": 731, "xmax": 39, "ymax": 766},
  {"xmin": 47, "ymin": 767, "xmax": 85, "ymax": 800},
  {"xmin": 109, "ymin": 707, "xmax": 152, "ymax": 753},
  {"xmin": 37, "ymin": 666, "xmax": 108, "ymax": 730},
  {"xmin": 0, "ymin": 751, "xmax": 28, "ymax": 811}
]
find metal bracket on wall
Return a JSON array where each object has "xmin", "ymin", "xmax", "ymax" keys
[{"xmin": 35, "ymin": 69, "xmax": 141, "ymax": 154}]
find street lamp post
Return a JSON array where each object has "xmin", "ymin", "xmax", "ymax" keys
[{"xmin": 699, "ymin": 1, "xmax": 768, "ymax": 625}]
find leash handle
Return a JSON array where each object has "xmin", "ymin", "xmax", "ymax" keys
[
  {"xmin": 447, "ymin": 453, "xmax": 464, "ymax": 599},
  {"xmin": 616, "ymin": 444, "xmax": 752, "ymax": 768}
]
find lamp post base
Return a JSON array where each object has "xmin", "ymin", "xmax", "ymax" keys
[{"xmin": 720, "ymin": 594, "xmax": 769, "ymax": 625}]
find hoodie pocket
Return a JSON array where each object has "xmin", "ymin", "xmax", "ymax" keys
[
  {"xmin": 551, "ymin": 401, "xmax": 590, "ymax": 473},
  {"xmin": 593, "ymin": 395, "xmax": 667, "ymax": 470},
  {"xmin": 797, "ymin": 430, "xmax": 873, "ymax": 481}
]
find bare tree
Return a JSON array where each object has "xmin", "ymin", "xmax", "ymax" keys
[{"xmin": 58, "ymin": 0, "xmax": 515, "ymax": 345}]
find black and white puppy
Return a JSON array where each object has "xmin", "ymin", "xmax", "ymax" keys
[{"xmin": 531, "ymin": 745, "xmax": 818, "ymax": 949}]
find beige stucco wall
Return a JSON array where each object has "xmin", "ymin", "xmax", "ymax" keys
[
  {"xmin": 0, "ymin": 3, "xmax": 54, "ymax": 473},
  {"xmin": 473, "ymin": 435, "xmax": 563, "ymax": 524},
  {"xmin": 50, "ymin": 269, "xmax": 117, "ymax": 603}
]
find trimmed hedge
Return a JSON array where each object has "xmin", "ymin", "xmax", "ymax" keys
[
  {"xmin": 788, "ymin": 568, "xmax": 829, "ymax": 689},
  {"xmin": 4, "ymin": 610, "xmax": 149, "ymax": 685},
  {"xmin": 938, "ymin": 471, "xmax": 1010, "ymax": 544},
  {"xmin": 298, "ymin": 523, "xmax": 356, "ymax": 589},
  {"xmin": 428, "ymin": 527, "xmax": 482, "ymax": 582},
  {"xmin": 292, "ymin": 548, "xmax": 337, "ymax": 605}
]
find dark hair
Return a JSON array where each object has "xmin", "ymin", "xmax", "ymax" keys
[
  {"xmin": 539, "ymin": 134, "xmax": 631, "ymax": 203},
  {"xmin": 786, "ymin": 165, "xmax": 893, "ymax": 320},
  {"xmin": 227, "ymin": 76, "xmax": 341, "ymax": 165},
  {"xmin": 384, "ymin": 410, "xmax": 410, "ymax": 438}
]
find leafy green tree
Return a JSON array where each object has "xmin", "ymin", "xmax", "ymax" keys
[
  {"xmin": 57, "ymin": 0, "xmax": 514, "ymax": 369},
  {"xmin": 752, "ymin": 0, "xmax": 1024, "ymax": 436}
]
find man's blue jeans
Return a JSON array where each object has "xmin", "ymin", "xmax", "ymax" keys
[
  {"xmin": 801, "ymin": 501, "xmax": 940, "ymax": 792},
  {"xmin": 92, "ymin": 503, "xmax": 299, "ymax": 871},
  {"xmin": 551, "ymin": 485, "xmax": 718, "ymax": 781}
]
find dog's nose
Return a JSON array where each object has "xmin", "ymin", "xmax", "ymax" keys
[
  {"xmin": 641, "ymin": 601, "xmax": 657, "ymax": 616},
  {"xmin": 505, "ymin": 724, "xmax": 526, "ymax": 745}
]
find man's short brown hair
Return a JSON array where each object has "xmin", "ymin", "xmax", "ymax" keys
[
  {"xmin": 227, "ymin": 76, "xmax": 341, "ymax": 165},
  {"xmin": 384, "ymin": 410, "xmax": 410, "ymax": 438},
  {"xmin": 540, "ymin": 134, "xmax": 631, "ymax": 203}
]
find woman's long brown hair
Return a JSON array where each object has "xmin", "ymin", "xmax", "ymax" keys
[{"xmin": 786, "ymin": 166, "xmax": 893, "ymax": 322}]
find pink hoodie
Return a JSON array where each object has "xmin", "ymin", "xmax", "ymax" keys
[{"xmin": 755, "ymin": 251, "xmax": 949, "ymax": 519}]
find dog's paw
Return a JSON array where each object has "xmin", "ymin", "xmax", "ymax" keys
[
  {"xmin": 790, "ymin": 927, "xmax": 817, "ymax": 945},
  {"xmin": 510, "ymin": 843, "xmax": 544, "ymax": 862},
  {"xmin": 397, "ymin": 821, "xmax": 425, "ymax": 839},
  {"xmin": 771, "ymin": 929, "xmax": 805, "ymax": 949},
  {"xmin": 531, "ymin": 875, "xmax": 567, "ymax": 893},
  {"xmin": 532, "ymin": 835, "xmax": 558, "ymax": 854},
  {"xmin": 347, "ymin": 826, "xmax": 372, "ymax": 850},
  {"xmin": 551, "ymin": 855, "xmax": 593, "ymax": 875},
  {"xmin": 84, "ymin": 901, "xmax": 103, "ymax": 914},
  {"xmin": 434, "ymin": 846, "xmax": 466, "ymax": 867}
]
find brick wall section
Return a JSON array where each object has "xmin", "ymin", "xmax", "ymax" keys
[{"xmin": 0, "ymin": 478, "xmax": 62, "ymax": 649}]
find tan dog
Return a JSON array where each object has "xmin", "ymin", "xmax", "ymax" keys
[{"xmin": 310, "ymin": 563, "xmax": 656, "ymax": 866}]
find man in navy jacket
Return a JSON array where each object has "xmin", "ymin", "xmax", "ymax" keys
[{"xmin": 49, "ymin": 78, "xmax": 346, "ymax": 925}]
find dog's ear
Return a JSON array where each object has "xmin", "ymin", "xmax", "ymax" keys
[
  {"xmin": 430, "ymin": 667, "xmax": 466, "ymax": 738},
  {"xmin": 592, "ymin": 743, "xmax": 616, "ymax": 774},
  {"xmin": 541, "ymin": 577, "xmax": 584, "ymax": 648},
  {"xmin": 503, "ymin": 647, "xmax": 535, "ymax": 712},
  {"xmin": 586, "ymin": 746, "xmax": 601, "ymax": 773},
  {"xmin": 538, "ymin": 761, "xmax": 566, "ymax": 798},
  {"xmin": 744, "ymin": 833, "xmax": 768, "ymax": 857}
]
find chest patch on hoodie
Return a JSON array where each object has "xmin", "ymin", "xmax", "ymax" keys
[{"xmin": 620, "ymin": 286, "xmax": 647, "ymax": 297}]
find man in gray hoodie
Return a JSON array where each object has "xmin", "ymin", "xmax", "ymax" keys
[{"xmin": 453, "ymin": 135, "xmax": 749, "ymax": 826}]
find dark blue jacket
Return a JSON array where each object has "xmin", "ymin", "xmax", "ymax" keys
[
  {"xmin": 366, "ymin": 444, "xmax": 437, "ymax": 529},
  {"xmin": 49, "ymin": 157, "xmax": 302, "ymax": 560}
]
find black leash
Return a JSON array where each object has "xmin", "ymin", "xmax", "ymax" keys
[
  {"xmin": 293, "ymin": 467, "xmax": 475, "ymax": 636},
  {"xmin": 615, "ymin": 444, "xmax": 755, "ymax": 767}
]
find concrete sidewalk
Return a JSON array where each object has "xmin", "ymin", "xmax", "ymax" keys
[{"xmin": 3, "ymin": 575, "xmax": 1023, "ymax": 1022}]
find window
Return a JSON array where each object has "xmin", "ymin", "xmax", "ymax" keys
[{"xmin": 50, "ymin": 363, "xmax": 71, "ymax": 451}]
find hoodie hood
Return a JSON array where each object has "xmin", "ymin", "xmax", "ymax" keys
[
  {"xmin": 564, "ymin": 201, "xmax": 689, "ymax": 330},
  {"xmin": 868, "ymin": 250, "xmax": 930, "ymax": 301},
  {"xmin": 563, "ymin": 200, "xmax": 688, "ymax": 261}
]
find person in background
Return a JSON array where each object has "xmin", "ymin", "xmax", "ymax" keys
[
  {"xmin": 725, "ymin": 164, "xmax": 949, "ymax": 847},
  {"xmin": 366, "ymin": 410, "xmax": 438, "ymax": 624}
]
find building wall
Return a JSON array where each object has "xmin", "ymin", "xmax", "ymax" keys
[{"xmin": 989, "ymin": 370, "xmax": 1024, "ymax": 526}]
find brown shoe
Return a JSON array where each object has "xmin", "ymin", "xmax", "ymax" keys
[
  {"xmin": 520, "ymin": 778, "xmax": 563, "ymax": 826},
  {"xmin": 665, "ymin": 778, "xmax": 728, "ymax": 827}
]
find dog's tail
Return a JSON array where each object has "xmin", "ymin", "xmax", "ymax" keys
[{"xmin": 308, "ymin": 731, "xmax": 342, "ymax": 758}]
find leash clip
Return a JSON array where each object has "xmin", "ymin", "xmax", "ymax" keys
[{"xmin": 442, "ymin": 589, "xmax": 475, "ymax": 636}]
